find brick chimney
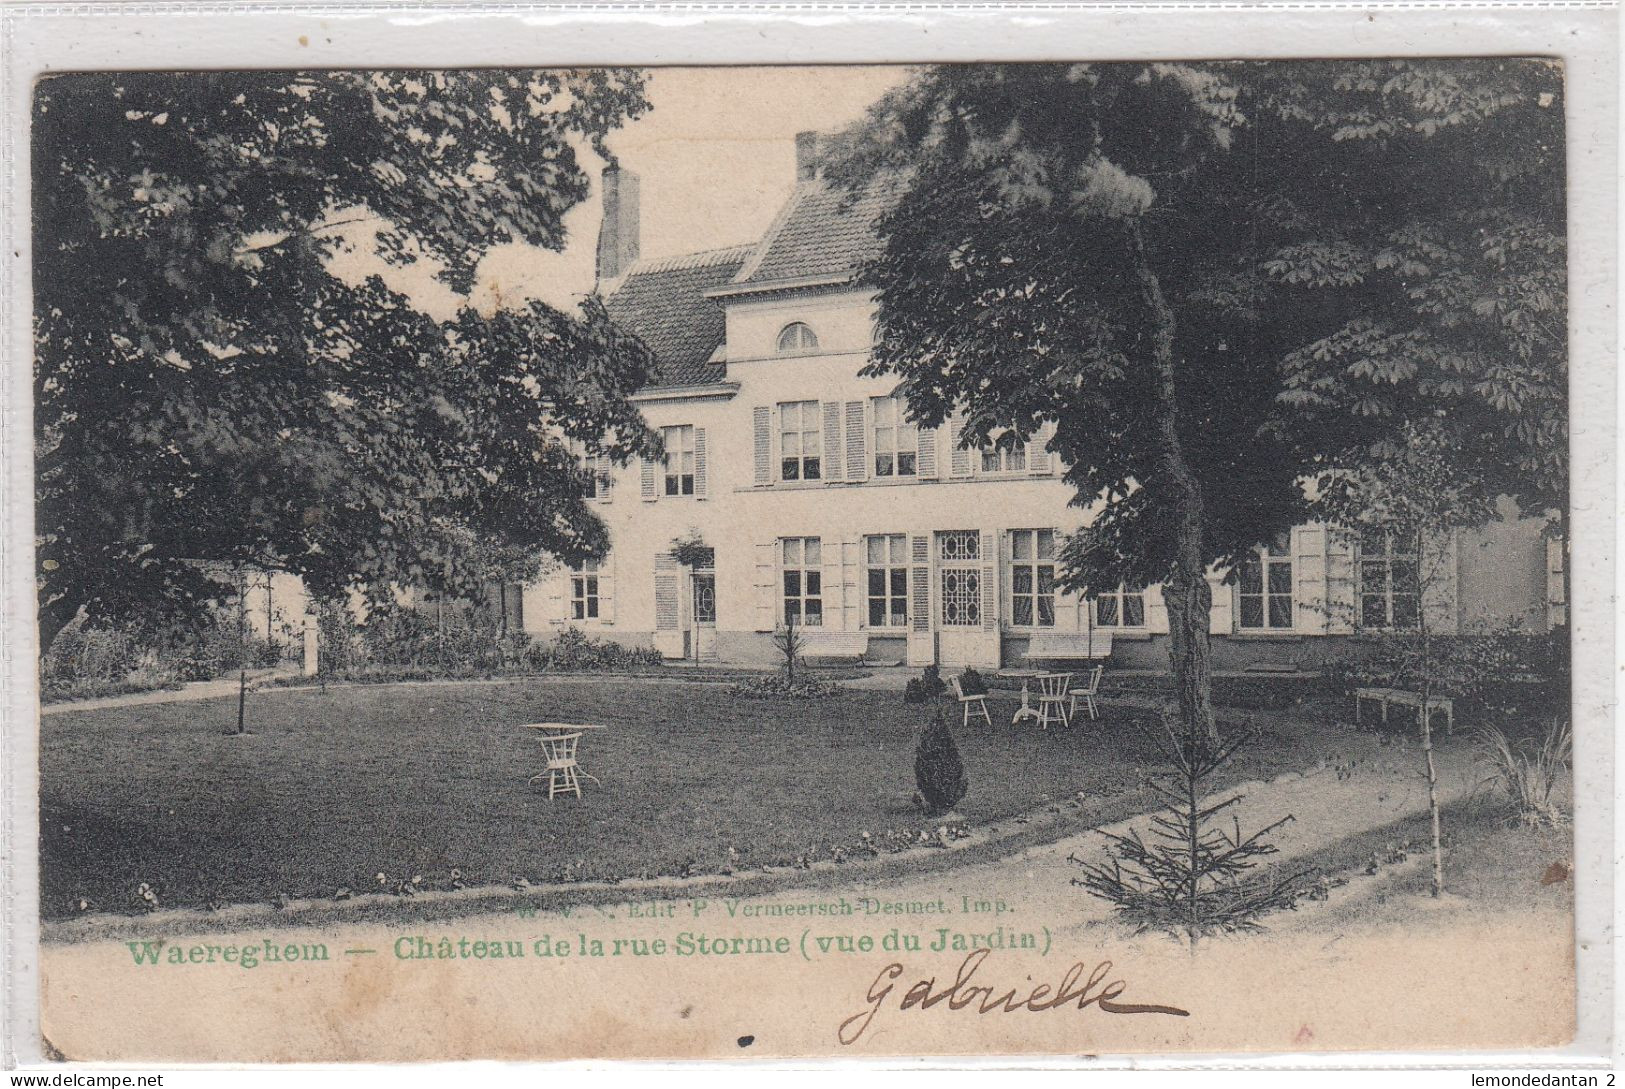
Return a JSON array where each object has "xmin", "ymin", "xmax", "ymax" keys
[
  {"xmin": 595, "ymin": 166, "xmax": 641, "ymax": 283},
  {"xmin": 795, "ymin": 130, "xmax": 821, "ymax": 182}
]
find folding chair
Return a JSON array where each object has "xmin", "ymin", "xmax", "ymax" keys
[
  {"xmin": 1036, "ymin": 673, "xmax": 1072, "ymax": 730},
  {"xmin": 529, "ymin": 731, "xmax": 599, "ymax": 799},
  {"xmin": 1068, "ymin": 665, "xmax": 1104, "ymax": 722},
  {"xmin": 951, "ymin": 675, "xmax": 993, "ymax": 727}
]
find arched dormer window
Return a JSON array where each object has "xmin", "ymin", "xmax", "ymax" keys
[{"xmin": 776, "ymin": 322, "xmax": 819, "ymax": 354}]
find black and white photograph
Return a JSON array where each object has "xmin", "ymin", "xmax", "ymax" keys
[{"xmin": 1, "ymin": 10, "xmax": 1611, "ymax": 1069}]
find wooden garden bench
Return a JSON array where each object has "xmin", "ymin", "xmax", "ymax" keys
[
  {"xmin": 799, "ymin": 632, "xmax": 870, "ymax": 662},
  {"xmin": 1353, "ymin": 686, "xmax": 1456, "ymax": 735},
  {"xmin": 1024, "ymin": 631, "xmax": 1114, "ymax": 662}
]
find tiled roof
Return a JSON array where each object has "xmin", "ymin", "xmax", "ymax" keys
[
  {"xmin": 605, "ymin": 245, "xmax": 754, "ymax": 388},
  {"xmin": 728, "ymin": 178, "xmax": 894, "ymax": 289}
]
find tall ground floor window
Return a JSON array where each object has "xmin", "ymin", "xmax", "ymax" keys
[
  {"xmin": 570, "ymin": 561, "xmax": 601, "ymax": 621},
  {"xmin": 1239, "ymin": 534, "xmax": 1294, "ymax": 630},
  {"xmin": 782, "ymin": 537, "xmax": 823, "ymax": 627},
  {"xmin": 1359, "ymin": 526, "xmax": 1421, "ymax": 629},
  {"xmin": 1094, "ymin": 584, "xmax": 1145, "ymax": 628},
  {"xmin": 1008, "ymin": 528, "xmax": 1056, "ymax": 627},
  {"xmin": 865, "ymin": 534, "xmax": 909, "ymax": 628}
]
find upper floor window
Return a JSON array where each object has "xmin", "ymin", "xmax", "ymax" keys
[
  {"xmin": 1359, "ymin": 526, "xmax": 1421, "ymax": 629},
  {"xmin": 571, "ymin": 443, "xmax": 612, "ymax": 500},
  {"xmin": 871, "ymin": 395, "xmax": 918, "ymax": 478},
  {"xmin": 1009, "ymin": 529, "xmax": 1057, "ymax": 627},
  {"xmin": 570, "ymin": 560, "xmax": 601, "ymax": 621},
  {"xmin": 778, "ymin": 401, "xmax": 822, "ymax": 481},
  {"xmin": 776, "ymin": 322, "xmax": 819, "ymax": 354},
  {"xmin": 865, "ymin": 534, "xmax": 909, "ymax": 628},
  {"xmin": 980, "ymin": 432, "xmax": 1027, "ymax": 474},
  {"xmin": 782, "ymin": 537, "xmax": 823, "ymax": 627},
  {"xmin": 1095, "ymin": 584, "xmax": 1146, "ymax": 628},
  {"xmin": 661, "ymin": 425, "xmax": 695, "ymax": 496},
  {"xmin": 1238, "ymin": 534, "xmax": 1294, "ymax": 630}
]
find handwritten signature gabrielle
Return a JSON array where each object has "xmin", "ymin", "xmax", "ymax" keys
[{"xmin": 838, "ymin": 949, "xmax": 1191, "ymax": 1045}]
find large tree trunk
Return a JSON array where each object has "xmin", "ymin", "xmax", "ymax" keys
[{"xmin": 1126, "ymin": 220, "xmax": 1220, "ymax": 751}]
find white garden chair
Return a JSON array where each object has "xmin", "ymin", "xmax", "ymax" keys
[
  {"xmin": 1036, "ymin": 673, "xmax": 1072, "ymax": 730},
  {"xmin": 529, "ymin": 730, "xmax": 599, "ymax": 799},
  {"xmin": 1068, "ymin": 665, "xmax": 1105, "ymax": 723},
  {"xmin": 951, "ymin": 675, "xmax": 993, "ymax": 727}
]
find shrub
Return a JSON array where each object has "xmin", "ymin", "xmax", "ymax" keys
[
  {"xmin": 903, "ymin": 678, "xmax": 929, "ymax": 704},
  {"xmin": 729, "ymin": 674, "xmax": 839, "ymax": 700},
  {"xmin": 914, "ymin": 710, "xmax": 968, "ymax": 816},
  {"xmin": 1474, "ymin": 717, "xmax": 1572, "ymax": 828},
  {"xmin": 957, "ymin": 667, "xmax": 988, "ymax": 696},
  {"xmin": 529, "ymin": 627, "xmax": 662, "ymax": 672},
  {"xmin": 919, "ymin": 664, "xmax": 947, "ymax": 698}
]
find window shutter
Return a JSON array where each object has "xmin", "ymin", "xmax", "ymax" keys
[
  {"xmin": 598, "ymin": 554, "xmax": 616, "ymax": 624},
  {"xmin": 844, "ymin": 401, "xmax": 867, "ymax": 481},
  {"xmin": 597, "ymin": 457, "xmax": 613, "ymax": 504},
  {"xmin": 1546, "ymin": 537, "xmax": 1567, "ymax": 629},
  {"xmin": 841, "ymin": 537, "xmax": 861, "ymax": 629},
  {"xmin": 1026, "ymin": 423, "xmax": 1054, "ymax": 476},
  {"xmin": 916, "ymin": 427, "xmax": 939, "ymax": 479},
  {"xmin": 640, "ymin": 458, "xmax": 657, "ymax": 501},
  {"xmin": 1324, "ymin": 526, "xmax": 1357, "ymax": 634},
  {"xmin": 752, "ymin": 406, "xmax": 771, "ymax": 486},
  {"xmin": 1420, "ymin": 529, "xmax": 1459, "ymax": 635},
  {"xmin": 546, "ymin": 568, "xmax": 566, "ymax": 627},
  {"xmin": 1206, "ymin": 570, "xmax": 1233, "ymax": 635},
  {"xmin": 822, "ymin": 538, "xmax": 843, "ymax": 629},
  {"xmin": 949, "ymin": 419, "xmax": 972, "ymax": 478},
  {"xmin": 694, "ymin": 427, "xmax": 709, "ymax": 498},
  {"xmin": 1145, "ymin": 584, "xmax": 1170, "ymax": 634},
  {"xmin": 752, "ymin": 541, "xmax": 776, "ymax": 632},
  {"xmin": 653, "ymin": 556, "xmax": 680, "ymax": 631},
  {"xmin": 979, "ymin": 529, "xmax": 997, "ymax": 631},
  {"xmin": 1290, "ymin": 524, "xmax": 1327, "ymax": 633},
  {"xmin": 821, "ymin": 402, "xmax": 844, "ymax": 482},
  {"xmin": 909, "ymin": 535, "xmax": 931, "ymax": 633}
]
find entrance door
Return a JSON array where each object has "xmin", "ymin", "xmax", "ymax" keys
[
  {"xmin": 691, "ymin": 571, "xmax": 718, "ymax": 660},
  {"xmin": 937, "ymin": 530, "xmax": 984, "ymax": 666}
]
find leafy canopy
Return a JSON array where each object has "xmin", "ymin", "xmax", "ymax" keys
[
  {"xmin": 34, "ymin": 69, "xmax": 656, "ymax": 642},
  {"xmin": 824, "ymin": 61, "xmax": 1565, "ymax": 592}
]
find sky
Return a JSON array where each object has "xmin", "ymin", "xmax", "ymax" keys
[{"xmin": 333, "ymin": 66, "xmax": 911, "ymax": 319}]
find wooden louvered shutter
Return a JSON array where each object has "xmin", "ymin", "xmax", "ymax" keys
[
  {"xmin": 752, "ymin": 407, "xmax": 772, "ymax": 486},
  {"xmin": 654, "ymin": 555, "xmax": 680, "ymax": 631},
  {"xmin": 1144, "ymin": 583, "xmax": 1170, "ymax": 634},
  {"xmin": 694, "ymin": 427, "xmax": 709, "ymax": 498},
  {"xmin": 1546, "ymin": 537, "xmax": 1567, "ymax": 629},
  {"xmin": 949, "ymin": 418, "xmax": 972, "ymax": 478},
  {"xmin": 1207, "ymin": 570, "xmax": 1234, "ymax": 635},
  {"xmin": 598, "ymin": 553, "xmax": 615, "ymax": 624},
  {"xmin": 1420, "ymin": 529, "xmax": 1459, "ymax": 635},
  {"xmin": 1291, "ymin": 524, "xmax": 1328, "ymax": 634},
  {"xmin": 916, "ymin": 427, "xmax": 939, "ymax": 479},
  {"xmin": 546, "ymin": 568, "xmax": 566, "ymax": 627},
  {"xmin": 910, "ymin": 535, "xmax": 931, "ymax": 633},
  {"xmin": 844, "ymin": 401, "xmax": 867, "ymax": 481},
  {"xmin": 979, "ymin": 530, "xmax": 997, "ymax": 631},
  {"xmin": 752, "ymin": 541, "xmax": 776, "ymax": 632},
  {"xmin": 840, "ymin": 538, "xmax": 861, "ymax": 629},
  {"xmin": 1026, "ymin": 423, "xmax": 1054, "ymax": 475},
  {"xmin": 1324, "ymin": 527, "xmax": 1357, "ymax": 634},
  {"xmin": 821, "ymin": 402, "xmax": 843, "ymax": 482},
  {"xmin": 640, "ymin": 458, "xmax": 658, "ymax": 501}
]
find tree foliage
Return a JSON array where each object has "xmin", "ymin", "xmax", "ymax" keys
[
  {"xmin": 823, "ymin": 60, "xmax": 1565, "ymax": 747},
  {"xmin": 34, "ymin": 70, "xmax": 657, "ymax": 650}
]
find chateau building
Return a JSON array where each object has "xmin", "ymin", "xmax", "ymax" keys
[{"xmin": 521, "ymin": 137, "xmax": 1564, "ymax": 670}]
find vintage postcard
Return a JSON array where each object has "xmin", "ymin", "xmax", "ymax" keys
[{"xmin": 2, "ymin": 3, "xmax": 1615, "ymax": 1071}]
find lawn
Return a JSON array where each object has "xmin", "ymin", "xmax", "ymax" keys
[{"xmin": 40, "ymin": 678, "xmax": 1327, "ymax": 919}]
